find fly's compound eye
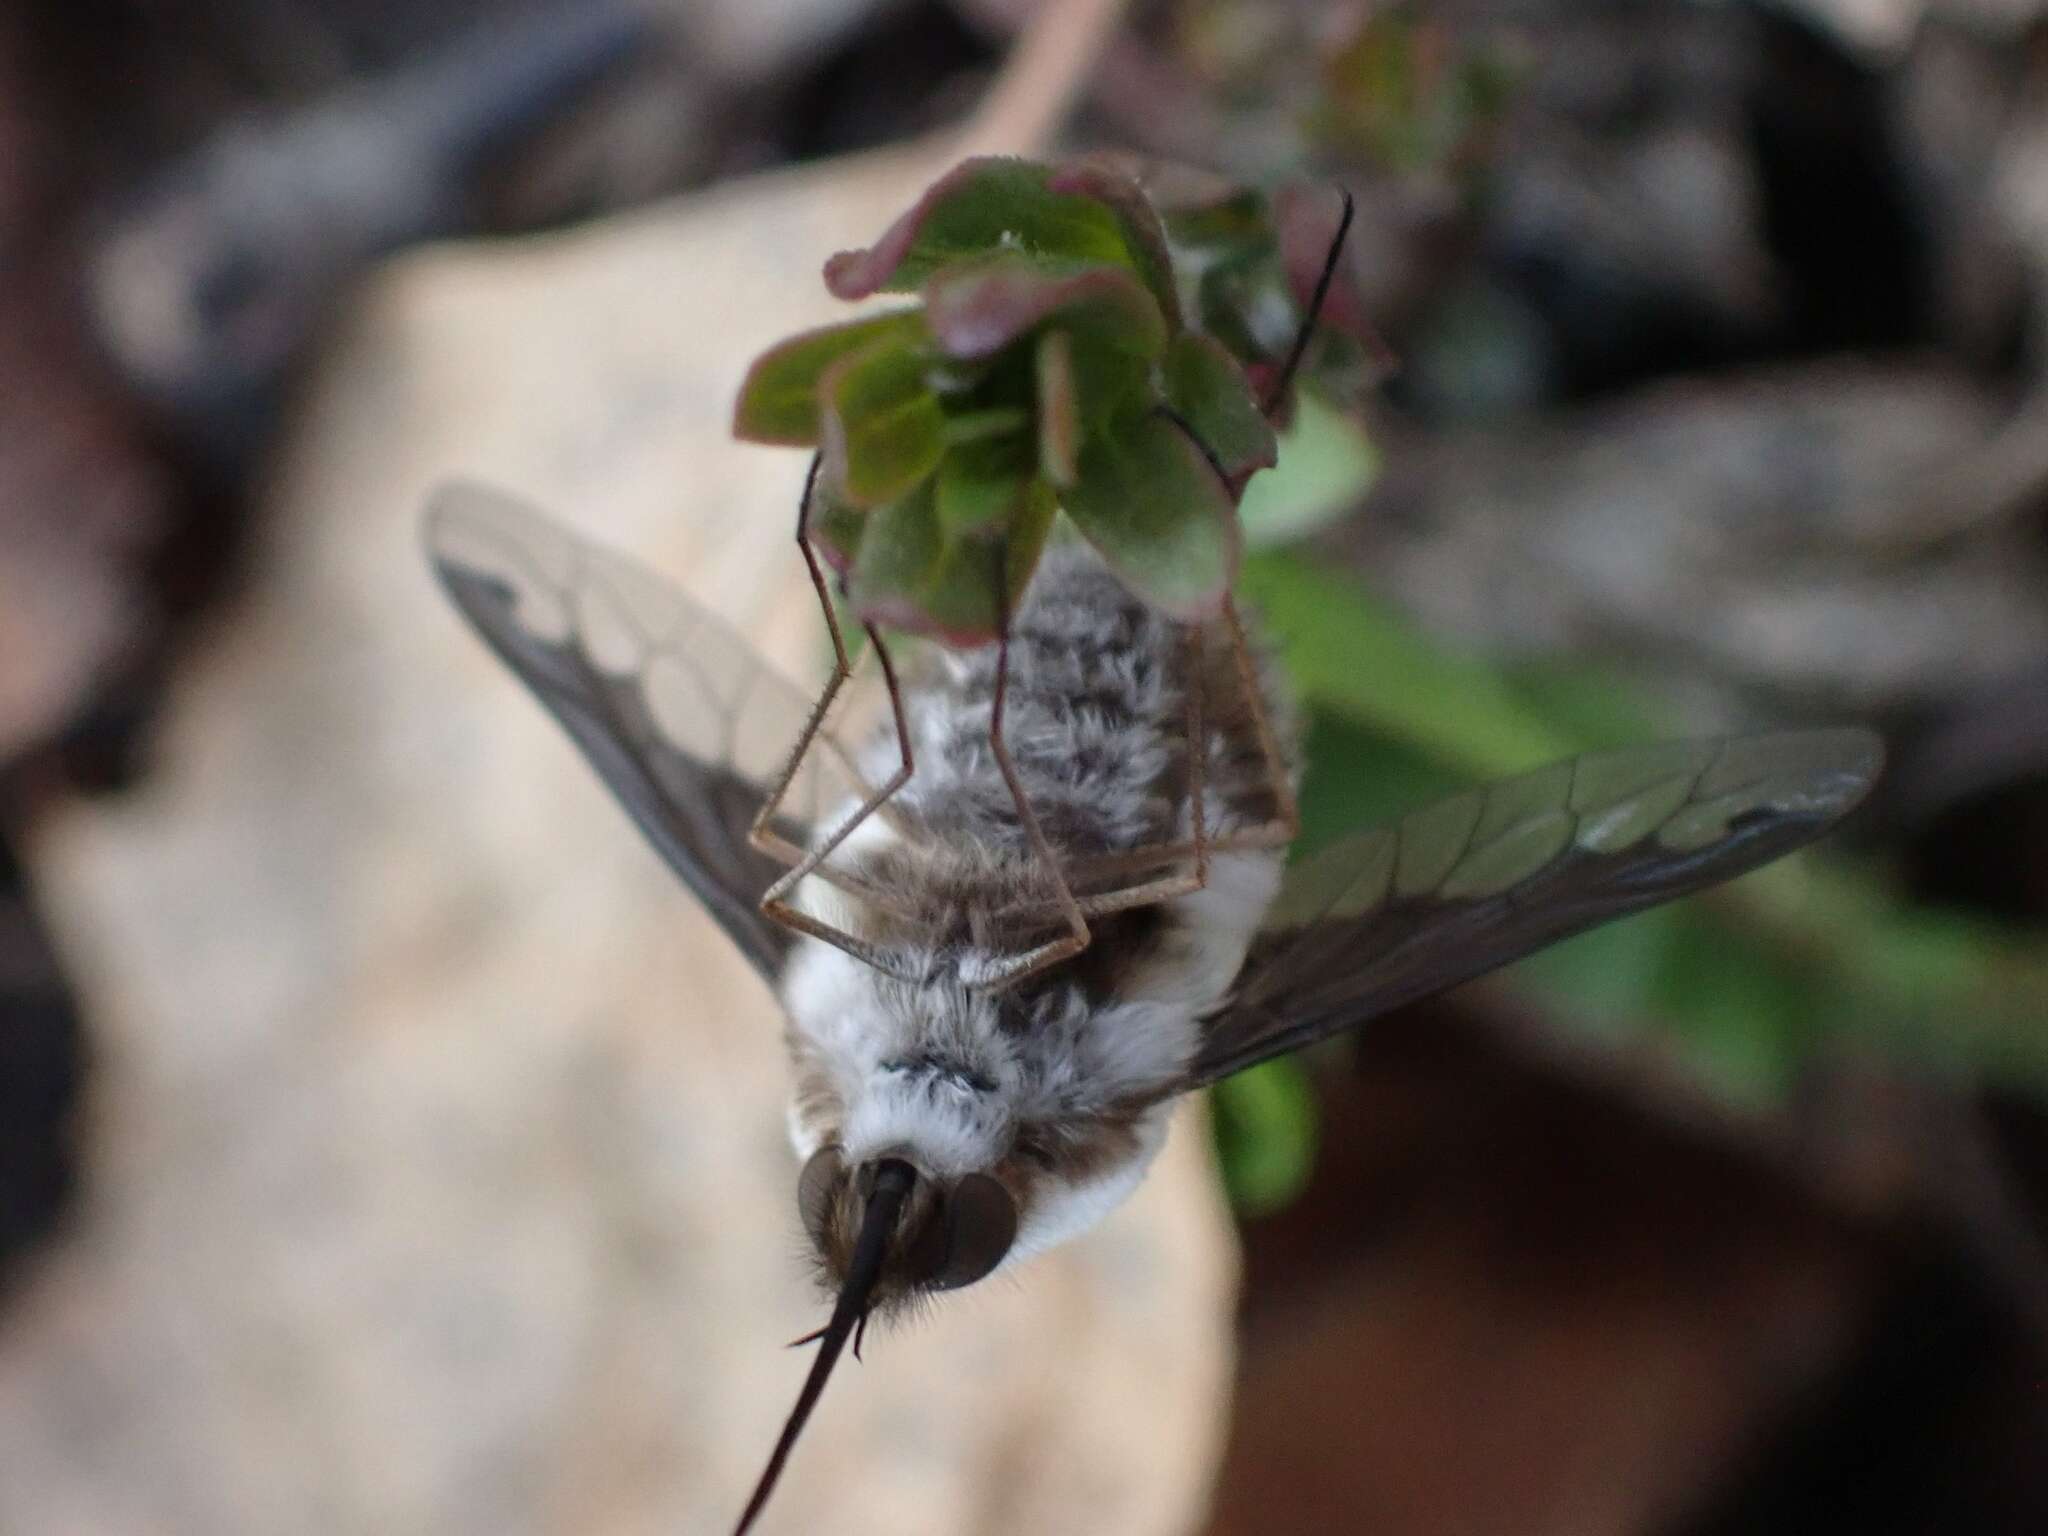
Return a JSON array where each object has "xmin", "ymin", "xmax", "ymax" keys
[
  {"xmin": 797, "ymin": 1146, "xmax": 844, "ymax": 1251},
  {"xmin": 907, "ymin": 1173, "xmax": 1018, "ymax": 1292}
]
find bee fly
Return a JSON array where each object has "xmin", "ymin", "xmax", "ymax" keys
[
  {"xmin": 426, "ymin": 153, "xmax": 1876, "ymax": 1536},
  {"xmin": 425, "ymin": 472, "xmax": 1880, "ymax": 1530}
]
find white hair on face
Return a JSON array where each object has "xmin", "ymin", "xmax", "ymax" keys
[{"xmin": 781, "ymin": 940, "xmax": 1017, "ymax": 1177}]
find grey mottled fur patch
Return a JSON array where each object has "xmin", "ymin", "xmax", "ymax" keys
[{"xmin": 849, "ymin": 538, "xmax": 1299, "ymax": 925}]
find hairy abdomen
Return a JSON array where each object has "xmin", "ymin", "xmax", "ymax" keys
[{"xmin": 872, "ymin": 540, "xmax": 1299, "ymax": 867}]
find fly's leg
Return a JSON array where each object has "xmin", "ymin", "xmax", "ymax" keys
[
  {"xmin": 750, "ymin": 454, "xmax": 854, "ymax": 866},
  {"xmin": 1222, "ymin": 595, "xmax": 1298, "ymax": 848},
  {"xmin": 1137, "ymin": 186, "xmax": 1358, "ymax": 861},
  {"xmin": 967, "ymin": 542, "xmax": 1094, "ymax": 988},
  {"xmin": 753, "ymin": 455, "xmax": 921, "ymax": 972},
  {"xmin": 1263, "ymin": 186, "xmax": 1356, "ymax": 415}
]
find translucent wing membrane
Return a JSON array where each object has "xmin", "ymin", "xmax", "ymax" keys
[
  {"xmin": 1188, "ymin": 729, "xmax": 1883, "ymax": 1085},
  {"xmin": 425, "ymin": 480, "xmax": 843, "ymax": 982}
]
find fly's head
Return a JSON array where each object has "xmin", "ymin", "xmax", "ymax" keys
[
  {"xmin": 797, "ymin": 1144, "xmax": 1017, "ymax": 1311},
  {"xmin": 733, "ymin": 965, "xmax": 1036, "ymax": 1536},
  {"xmin": 780, "ymin": 922, "xmax": 1184, "ymax": 1311},
  {"xmin": 741, "ymin": 938, "xmax": 1176, "ymax": 1534},
  {"xmin": 781, "ymin": 951, "xmax": 1025, "ymax": 1312}
]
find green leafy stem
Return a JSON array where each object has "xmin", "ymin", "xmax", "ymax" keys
[{"xmin": 733, "ymin": 155, "xmax": 1380, "ymax": 644}]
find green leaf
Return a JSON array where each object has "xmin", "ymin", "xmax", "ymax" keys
[
  {"xmin": 921, "ymin": 479, "xmax": 1057, "ymax": 642},
  {"xmin": 850, "ymin": 478, "xmax": 1056, "ymax": 646},
  {"xmin": 1163, "ymin": 331, "xmax": 1276, "ymax": 479},
  {"xmin": 924, "ymin": 258, "xmax": 1166, "ymax": 362},
  {"xmin": 1007, "ymin": 474, "xmax": 1058, "ymax": 582},
  {"xmin": 935, "ymin": 432, "xmax": 1034, "ymax": 539},
  {"xmin": 1210, "ymin": 1057, "xmax": 1319, "ymax": 1215},
  {"xmin": 1642, "ymin": 907, "xmax": 1809, "ymax": 1108},
  {"xmin": 848, "ymin": 480, "xmax": 945, "ymax": 620},
  {"xmin": 1158, "ymin": 181, "xmax": 1392, "ymax": 418},
  {"xmin": 1046, "ymin": 157, "xmax": 1183, "ymax": 329},
  {"xmin": 1512, "ymin": 903, "xmax": 1693, "ymax": 1037},
  {"xmin": 1193, "ymin": 260, "xmax": 1296, "ymax": 374},
  {"xmin": 1036, "ymin": 329, "xmax": 1080, "ymax": 487},
  {"xmin": 1261, "ymin": 574, "xmax": 2048, "ymax": 1110},
  {"xmin": 824, "ymin": 156, "xmax": 1154, "ymax": 300},
  {"xmin": 819, "ymin": 340, "xmax": 945, "ymax": 507},
  {"xmin": 1062, "ymin": 408, "xmax": 1238, "ymax": 619},
  {"xmin": 942, "ymin": 406, "xmax": 1032, "ymax": 445},
  {"xmin": 1236, "ymin": 553, "xmax": 1579, "ymax": 773},
  {"xmin": 1065, "ymin": 328, "xmax": 1155, "ymax": 425},
  {"xmin": 1291, "ymin": 709, "xmax": 1452, "ymax": 858},
  {"xmin": 1236, "ymin": 388, "xmax": 1379, "ymax": 547},
  {"xmin": 732, "ymin": 308, "xmax": 925, "ymax": 445}
]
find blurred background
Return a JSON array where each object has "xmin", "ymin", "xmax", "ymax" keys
[{"xmin": 2, "ymin": 0, "xmax": 2046, "ymax": 1532}]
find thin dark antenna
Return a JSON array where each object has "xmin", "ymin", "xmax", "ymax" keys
[
  {"xmin": 734, "ymin": 1160, "xmax": 915, "ymax": 1535},
  {"xmin": 1261, "ymin": 187, "xmax": 1357, "ymax": 418}
]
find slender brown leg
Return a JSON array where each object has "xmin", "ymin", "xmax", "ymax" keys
[
  {"xmin": 757, "ymin": 619, "xmax": 918, "ymax": 966},
  {"xmin": 751, "ymin": 455, "xmax": 857, "ymax": 865},
  {"xmin": 1223, "ymin": 596, "xmax": 1299, "ymax": 847},
  {"xmin": 751, "ymin": 457, "xmax": 923, "ymax": 974},
  {"xmin": 973, "ymin": 583, "xmax": 1093, "ymax": 988},
  {"xmin": 1078, "ymin": 186, "xmax": 1345, "ymax": 884},
  {"xmin": 1262, "ymin": 187, "xmax": 1356, "ymax": 417}
]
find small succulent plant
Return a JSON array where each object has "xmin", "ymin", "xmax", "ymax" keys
[{"xmin": 733, "ymin": 155, "xmax": 1376, "ymax": 645}]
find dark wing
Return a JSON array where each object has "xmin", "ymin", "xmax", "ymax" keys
[
  {"xmin": 424, "ymin": 479, "xmax": 835, "ymax": 983},
  {"xmin": 1187, "ymin": 729, "xmax": 1883, "ymax": 1086}
]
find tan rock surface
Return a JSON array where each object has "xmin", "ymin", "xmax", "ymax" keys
[{"xmin": 5, "ymin": 146, "xmax": 1237, "ymax": 1536}]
